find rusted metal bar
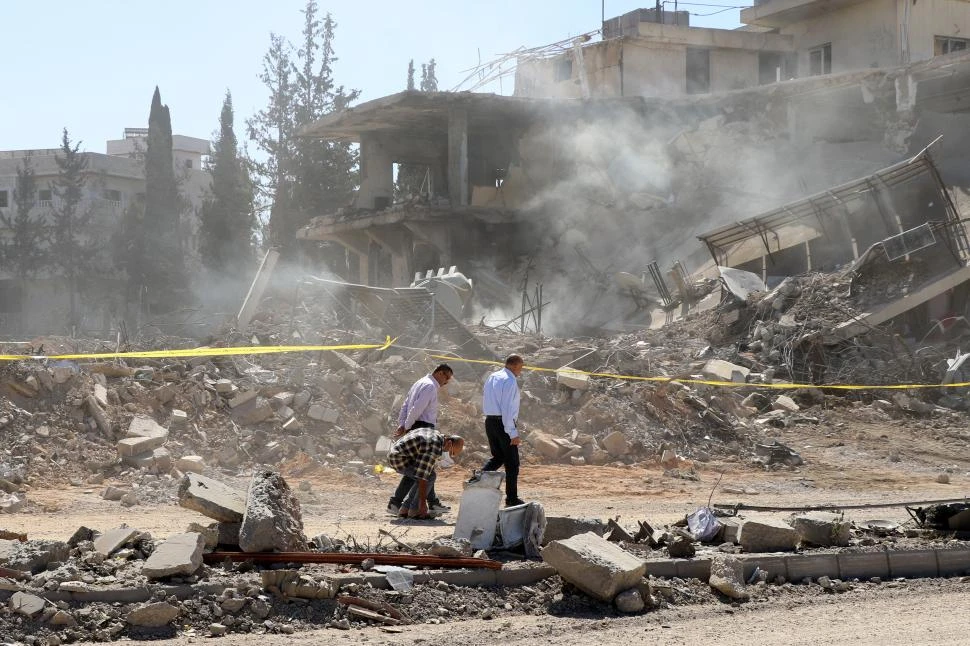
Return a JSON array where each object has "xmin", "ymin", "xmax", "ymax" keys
[
  {"xmin": 339, "ymin": 595, "xmax": 409, "ymax": 623},
  {"xmin": 204, "ymin": 551, "xmax": 502, "ymax": 570}
]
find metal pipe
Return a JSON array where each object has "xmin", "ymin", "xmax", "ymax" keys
[{"xmin": 203, "ymin": 551, "xmax": 503, "ymax": 570}]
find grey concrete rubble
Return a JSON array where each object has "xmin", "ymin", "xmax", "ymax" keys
[
  {"xmin": 708, "ymin": 555, "xmax": 749, "ymax": 600},
  {"xmin": 739, "ymin": 518, "xmax": 799, "ymax": 553},
  {"xmin": 541, "ymin": 532, "xmax": 647, "ymax": 602},
  {"xmin": 542, "ymin": 517, "xmax": 607, "ymax": 545},
  {"xmin": 239, "ymin": 470, "xmax": 308, "ymax": 553},
  {"xmin": 792, "ymin": 512, "xmax": 851, "ymax": 547},
  {"xmin": 125, "ymin": 601, "xmax": 180, "ymax": 627},
  {"xmin": 141, "ymin": 532, "xmax": 205, "ymax": 579},
  {"xmin": 177, "ymin": 473, "xmax": 247, "ymax": 523}
]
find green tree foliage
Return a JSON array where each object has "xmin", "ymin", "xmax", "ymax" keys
[
  {"xmin": 420, "ymin": 58, "xmax": 438, "ymax": 92},
  {"xmin": 248, "ymin": 2, "xmax": 359, "ymax": 258},
  {"xmin": 407, "ymin": 59, "xmax": 415, "ymax": 91},
  {"xmin": 50, "ymin": 129, "xmax": 95, "ymax": 330},
  {"xmin": 199, "ymin": 91, "xmax": 256, "ymax": 277},
  {"xmin": 142, "ymin": 87, "xmax": 187, "ymax": 311},
  {"xmin": 0, "ymin": 155, "xmax": 48, "ymax": 288}
]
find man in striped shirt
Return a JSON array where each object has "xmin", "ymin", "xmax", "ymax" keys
[{"xmin": 387, "ymin": 428, "xmax": 464, "ymax": 519}]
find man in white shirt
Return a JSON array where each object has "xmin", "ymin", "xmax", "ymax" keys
[
  {"xmin": 476, "ymin": 354, "xmax": 526, "ymax": 506},
  {"xmin": 386, "ymin": 364, "xmax": 454, "ymax": 516}
]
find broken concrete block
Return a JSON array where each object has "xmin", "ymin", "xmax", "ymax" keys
[
  {"xmin": 557, "ymin": 369, "xmax": 589, "ymax": 391},
  {"xmin": 102, "ymin": 486, "xmax": 129, "ymax": 501},
  {"xmin": 270, "ymin": 392, "xmax": 295, "ymax": 409},
  {"xmin": 214, "ymin": 379, "xmax": 235, "ymax": 394},
  {"xmin": 126, "ymin": 601, "xmax": 180, "ymax": 627},
  {"xmin": 142, "ymin": 532, "xmax": 205, "ymax": 579},
  {"xmin": 187, "ymin": 522, "xmax": 219, "ymax": 549},
  {"xmin": 94, "ymin": 527, "xmax": 141, "ymax": 557},
  {"xmin": 123, "ymin": 447, "xmax": 171, "ymax": 472},
  {"xmin": 361, "ymin": 415, "xmax": 384, "ymax": 437},
  {"xmin": 52, "ymin": 365, "xmax": 74, "ymax": 384},
  {"xmin": 126, "ymin": 415, "xmax": 169, "ymax": 439},
  {"xmin": 530, "ymin": 432, "xmax": 564, "ymax": 460},
  {"xmin": 601, "ymin": 431, "xmax": 630, "ymax": 458},
  {"xmin": 276, "ymin": 405, "xmax": 294, "ymax": 421},
  {"xmin": 792, "ymin": 511, "xmax": 850, "ymax": 547},
  {"xmin": 170, "ymin": 409, "xmax": 189, "ymax": 428},
  {"xmin": 154, "ymin": 384, "xmax": 177, "ymax": 405},
  {"xmin": 541, "ymin": 532, "xmax": 646, "ymax": 602},
  {"xmin": 239, "ymin": 470, "xmax": 308, "ymax": 553},
  {"xmin": 5, "ymin": 540, "xmax": 69, "ymax": 573},
  {"xmin": 614, "ymin": 587, "xmax": 645, "ymax": 613},
  {"xmin": 772, "ymin": 395, "xmax": 800, "ymax": 412},
  {"xmin": 117, "ymin": 432, "xmax": 167, "ymax": 458},
  {"xmin": 228, "ymin": 389, "xmax": 257, "ymax": 408},
  {"xmin": 85, "ymin": 396, "xmax": 111, "ymax": 435},
  {"xmin": 231, "ymin": 399, "xmax": 274, "ymax": 425},
  {"xmin": 292, "ymin": 391, "xmax": 311, "ymax": 410},
  {"xmin": 430, "ymin": 538, "xmax": 473, "ymax": 558},
  {"xmin": 51, "ymin": 610, "xmax": 77, "ymax": 626},
  {"xmin": 702, "ymin": 359, "xmax": 750, "ymax": 383},
  {"xmin": 542, "ymin": 517, "xmax": 606, "ymax": 545},
  {"xmin": 0, "ymin": 492, "xmax": 26, "ymax": 514},
  {"xmin": 177, "ymin": 473, "xmax": 246, "ymax": 523},
  {"xmin": 9, "ymin": 591, "xmax": 45, "ymax": 617},
  {"xmin": 307, "ymin": 404, "xmax": 339, "ymax": 424},
  {"xmin": 739, "ymin": 517, "xmax": 798, "ymax": 553},
  {"xmin": 93, "ymin": 383, "xmax": 109, "ymax": 409},
  {"xmin": 709, "ymin": 555, "xmax": 749, "ymax": 600},
  {"xmin": 176, "ymin": 455, "xmax": 205, "ymax": 474}
]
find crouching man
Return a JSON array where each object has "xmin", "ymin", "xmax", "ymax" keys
[{"xmin": 387, "ymin": 428, "xmax": 464, "ymax": 520}]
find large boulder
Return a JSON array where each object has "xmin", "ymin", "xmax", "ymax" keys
[
  {"xmin": 541, "ymin": 532, "xmax": 646, "ymax": 602},
  {"xmin": 239, "ymin": 470, "xmax": 307, "ymax": 553}
]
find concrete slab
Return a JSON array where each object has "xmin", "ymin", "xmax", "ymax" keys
[
  {"xmin": 94, "ymin": 527, "xmax": 141, "ymax": 557},
  {"xmin": 177, "ymin": 473, "xmax": 246, "ymax": 523},
  {"xmin": 702, "ymin": 359, "xmax": 749, "ymax": 383},
  {"xmin": 176, "ymin": 456, "xmax": 205, "ymax": 474},
  {"xmin": 142, "ymin": 533, "xmax": 205, "ymax": 579},
  {"xmin": 791, "ymin": 511, "xmax": 850, "ymax": 547},
  {"xmin": 126, "ymin": 415, "xmax": 169, "ymax": 439},
  {"xmin": 9, "ymin": 591, "xmax": 44, "ymax": 617},
  {"xmin": 542, "ymin": 532, "xmax": 646, "ymax": 602},
  {"xmin": 125, "ymin": 601, "xmax": 180, "ymax": 627},
  {"xmin": 542, "ymin": 517, "xmax": 606, "ymax": 546},
  {"xmin": 739, "ymin": 518, "xmax": 798, "ymax": 553}
]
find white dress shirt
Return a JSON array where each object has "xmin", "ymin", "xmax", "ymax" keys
[
  {"xmin": 482, "ymin": 367, "xmax": 520, "ymax": 438},
  {"xmin": 397, "ymin": 374, "xmax": 439, "ymax": 429}
]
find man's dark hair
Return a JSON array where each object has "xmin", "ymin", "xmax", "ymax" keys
[
  {"xmin": 433, "ymin": 363, "xmax": 454, "ymax": 375},
  {"xmin": 505, "ymin": 354, "xmax": 523, "ymax": 367}
]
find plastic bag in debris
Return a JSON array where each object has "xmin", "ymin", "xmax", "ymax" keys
[{"xmin": 687, "ymin": 507, "xmax": 722, "ymax": 542}]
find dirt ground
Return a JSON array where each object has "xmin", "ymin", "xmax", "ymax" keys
[{"xmin": 6, "ymin": 409, "xmax": 970, "ymax": 645}]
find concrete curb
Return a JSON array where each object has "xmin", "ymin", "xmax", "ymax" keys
[
  {"xmin": 0, "ymin": 582, "xmax": 224, "ymax": 605},
  {"xmin": 326, "ymin": 566, "xmax": 558, "ymax": 589},
  {"xmin": 644, "ymin": 545, "xmax": 970, "ymax": 582}
]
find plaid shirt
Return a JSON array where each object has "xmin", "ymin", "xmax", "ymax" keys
[{"xmin": 387, "ymin": 427, "xmax": 444, "ymax": 481}]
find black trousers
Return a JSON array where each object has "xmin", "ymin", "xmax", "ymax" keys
[
  {"xmin": 388, "ymin": 421, "xmax": 439, "ymax": 506},
  {"xmin": 482, "ymin": 416, "xmax": 519, "ymax": 503}
]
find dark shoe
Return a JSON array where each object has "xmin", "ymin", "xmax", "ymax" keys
[
  {"xmin": 386, "ymin": 503, "xmax": 401, "ymax": 516},
  {"xmin": 466, "ymin": 470, "xmax": 482, "ymax": 484},
  {"xmin": 506, "ymin": 498, "xmax": 526, "ymax": 507},
  {"xmin": 429, "ymin": 502, "xmax": 451, "ymax": 513}
]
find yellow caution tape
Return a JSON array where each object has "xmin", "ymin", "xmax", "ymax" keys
[
  {"xmin": 422, "ymin": 352, "xmax": 970, "ymax": 390},
  {"xmin": 1, "ymin": 333, "xmax": 966, "ymax": 390},
  {"xmin": 0, "ymin": 337, "xmax": 395, "ymax": 362}
]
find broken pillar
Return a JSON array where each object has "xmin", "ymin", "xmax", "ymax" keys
[
  {"xmin": 358, "ymin": 133, "xmax": 393, "ymax": 210},
  {"xmin": 541, "ymin": 532, "xmax": 646, "ymax": 602},
  {"xmin": 239, "ymin": 470, "xmax": 308, "ymax": 553}
]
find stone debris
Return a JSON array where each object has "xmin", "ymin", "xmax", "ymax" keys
[
  {"xmin": 125, "ymin": 601, "xmax": 180, "ymax": 627},
  {"xmin": 178, "ymin": 473, "xmax": 247, "ymax": 523},
  {"xmin": 739, "ymin": 518, "xmax": 799, "ymax": 553},
  {"xmin": 239, "ymin": 470, "xmax": 307, "ymax": 553},
  {"xmin": 708, "ymin": 555, "xmax": 749, "ymax": 600},
  {"xmin": 94, "ymin": 527, "xmax": 141, "ymax": 557},
  {"xmin": 542, "ymin": 517, "xmax": 607, "ymax": 545},
  {"xmin": 8, "ymin": 591, "xmax": 45, "ymax": 617},
  {"xmin": 141, "ymin": 532, "xmax": 205, "ymax": 579},
  {"xmin": 541, "ymin": 532, "xmax": 647, "ymax": 602},
  {"xmin": 792, "ymin": 511, "xmax": 851, "ymax": 547}
]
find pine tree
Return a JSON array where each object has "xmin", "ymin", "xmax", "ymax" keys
[
  {"xmin": 199, "ymin": 91, "xmax": 255, "ymax": 278},
  {"xmin": 0, "ymin": 155, "xmax": 48, "ymax": 292},
  {"xmin": 248, "ymin": 2, "xmax": 359, "ymax": 260},
  {"xmin": 142, "ymin": 87, "xmax": 186, "ymax": 311},
  {"xmin": 407, "ymin": 59, "xmax": 415, "ymax": 91},
  {"xmin": 421, "ymin": 59, "xmax": 438, "ymax": 92},
  {"xmin": 50, "ymin": 129, "xmax": 93, "ymax": 331}
]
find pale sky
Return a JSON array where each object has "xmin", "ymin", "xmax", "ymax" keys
[{"xmin": 1, "ymin": 1, "xmax": 744, "ymax": 153}]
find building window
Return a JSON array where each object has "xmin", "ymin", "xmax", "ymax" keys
[
  {"xmin": 0, "ymin": 190, "xmax": 7, "ymax": 209},
  {"xmin": 38, "ymin": 189, "xmax": 52, "ymax": 206},
  {"xmin": 809, "ymin": 43, "xmax": 832, "ymax": 76},
  {"xmin": 184, "ymin": 158, "xmax": 193, "ymax": 169},
  {"xmin": 102, "ymin": 189, "xmax": 122, "ymax": 203},
  {"xmin": 686, "ymin": 48, "xmax": 711, "ymax": 95},
  {"xmin": 936, "ymin": 36, "xmax": 970, "ymax": 56},
  {"xmin": 554, "ymin": 57, "xmax": 573, "ymax": 82}
]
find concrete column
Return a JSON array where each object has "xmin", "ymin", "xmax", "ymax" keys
[
  {"xmin": 367, "ymin": 228, "xmax": 412, "ymax": 287},
  {"xmin": 447, "ymin": 109, "xmax": 469, "ymax": 207},
  {"xmin": 358, "ymin": 134, "xmax": 393, "ymax": 210}
]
